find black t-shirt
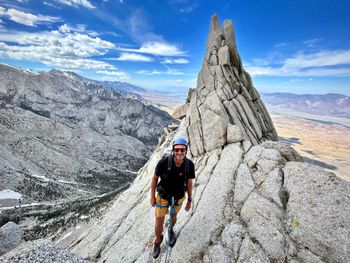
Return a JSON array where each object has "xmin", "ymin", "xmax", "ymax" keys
[{"xmin": 155, "ymin": 156, "xmax": 195, "ymax": 198}]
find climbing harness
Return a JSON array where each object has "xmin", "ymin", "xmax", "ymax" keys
[{"xmin": 163, "ymin": 196, "xmax": 175, "ymax": 263}]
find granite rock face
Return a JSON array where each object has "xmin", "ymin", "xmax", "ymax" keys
[{"xmin": 64, "ymin": 15, "xmax": 350, "ymax": 263}]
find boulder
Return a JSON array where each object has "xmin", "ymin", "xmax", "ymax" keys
[{"xmin": 0, "ymin": 222, "xmax": 22, "ymax": 256}]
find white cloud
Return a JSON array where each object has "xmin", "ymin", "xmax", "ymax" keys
[
  {"xmin": 114, "ymin": 52, "xmax": 154, "ymax": 62},
  {"xmin": 97, "ymin": 70, "xmax": 130, "ymax": 80},
  {"xmin": 162, "ymin": 58, "xmax": 189, "ymax": 64},
  {"xmin": 246, "ymin": 65, "xmax": 350, "ymax": 77},
  {"xmin": 303, "ymin": 38, "xmax": 322, "ymax": 47},
  {"xmin": 58, "ymin": 23, "xmax": 98, "ymax": 36},
  {"xmin": 166, "ymin": 79, "xmax": 183, "ymax": 83},
  {"xmin": 283, "ymin": 50, "xmax": 350, "ymax": 68},
  {"xmin": 273, "ymin": 42, "xmax": 289, "ymax": 48},
  {"xmin": 0, "ymin": 42, "xmax": 113, "ymax": 69},
  {"xmin": 246, "ymin": 49, "xmax": 350, "ymax": 77},
  {"xmin": 288, "ymin": 79, "xmax": 303, "ymax": 82},
  {"xmin": 57, "ymin": 0, "xmax": 95, "ymax": 9},
  {"xmin": 0, "ymin": 28, "xmax": 116, "ymax": 70},
  {"xmin": 119, "ymin": 42, "xmax": 187, "ymax": 57},
  {"xmin": 136, "ymin": 68, "xmax": 184, "ymax": 75},
  {"xmin": 168, "ymin": 0, "xmax": 198, "ymax": 13},
  {"xmin": 102, "ymin": 76, "xmax": 129, "ymax": 81},
  {"xmin": 43, "ymin": 1, "xmax": 60, "ymax": 8},
  {"xmin": 0, "ymin": 7, "xmax": 5, "ymax": 16},
  {"xmin": 179, "ymin": 6, "xmax": 195, "ymax": 13},
  {"xmin": 0, "ymin": 8, "xmax": 60, "ymax": 26},
  {"xmin": 59, "ymin": 24, "xmax": 82, "ymax": 33}
]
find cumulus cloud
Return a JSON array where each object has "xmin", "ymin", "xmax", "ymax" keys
[
  {"xmin": 58, "ymin": 23, "xmax": 98, "ymax": 36},
  {"xmin": 162, "ymin": 58, "xmax": 189, "ymax": 64},
  {"xmin": 113, "ymin": 52, "xmax": 154, "ymax": 62},
  {"xmin": 57, "ymin": 0, "xmax": 95, "ymax": 9},
  {"xmin": 0, "ymin": 28, "xmax": 116, "ymax": 70},
  {"xmin": 0, "ymin": 7, "xmax": 60, "ymax": 26},
  {"xmin": 119, "ymin": 42, "xmax": 187, "ymax": 57},
  {"xmin": 246, "ymin": 49, "xmax": 350, "ymax": 77}
]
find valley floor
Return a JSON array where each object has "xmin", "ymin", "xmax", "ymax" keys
[{"xmin": 271, "ymin": 113, "xmax": 350, "ymax": 181}]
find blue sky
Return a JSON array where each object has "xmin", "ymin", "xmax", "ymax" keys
[{"xmin": 0, "ymin": 0, "xmax": 349, "ymax": 96}]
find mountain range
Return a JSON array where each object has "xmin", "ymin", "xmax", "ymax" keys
[
  {"xmin": 0, "ymin": 62, "xmax": 175, "ymax": 239},
  {"xmin": 261, "ymin": 92, "xmax": 350, "ymax": 118}
]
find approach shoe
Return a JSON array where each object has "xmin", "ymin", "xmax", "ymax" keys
[
  {"xmin": 169, "ymin": 229, "xmax": 176, "ymax": 247},
  {"xmin": 152, "ymin": 234, "xmax": 163, "ymax": 259}
]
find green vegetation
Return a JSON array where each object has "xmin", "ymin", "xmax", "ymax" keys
[{"xmin": 291, "ymin": 218, "xmax": 300, "ymax": 228}]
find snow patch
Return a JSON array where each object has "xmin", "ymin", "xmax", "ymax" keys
[
  {"xmin": 62, "ymin": 231, "xmax": 72, "ymax": 239},
  {"xmin": 31, "ymin": 174, "xmax": 50, "ymax": 182},
  {"xmin": 58, "ymin": 179, "xmax": 84, "ymax": 185},
  {"xmin": 0, "ymin": 189, "xmax": 22, "ymax": 200},
  {"xmin": 55, "ymin": 231, "xmax": 72, "ymax": 245}
]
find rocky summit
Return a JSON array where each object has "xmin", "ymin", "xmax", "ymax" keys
[
  {"xmin": 0, "ymin": 63, "xmax": 174, "ymax": 239},
  {"xmin": 2, "ymin": 15, "xmax": 350, "ymax": 263}
]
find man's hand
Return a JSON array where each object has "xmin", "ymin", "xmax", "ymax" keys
[
  {"xmin": 185, "ymin": 200, "xmax": 191, "ymax": 211},
  {"xmin": 150, "ymin": 195, "xmax": 156, "ymax": 207}
]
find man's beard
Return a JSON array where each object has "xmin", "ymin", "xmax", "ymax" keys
[{"xmin": 174, "ymin": 154, "xmax": 185, "ymax": 161}]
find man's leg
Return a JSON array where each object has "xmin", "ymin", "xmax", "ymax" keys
[
  {"xmin": 172, "ymin": 196, "xmax": 185, "ymax": 227},
  {"xmin": 153, "ymin": 195, "xmax": 168, "ymax": 259},
  {"xmin": 154, "ymin": 215, "xmax": 165, "ymax": 243},
  {"xmin": 154, "ymin": 195, "xmax": 168, "ymax": 242},
  {"xmin": 171, "ymin": 212, "xmax": 178, "ymax": 227}
]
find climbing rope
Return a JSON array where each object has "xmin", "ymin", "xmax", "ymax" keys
[{"xmin": 163, "ymin": 196, "xmax": 175, "ymax": 263}]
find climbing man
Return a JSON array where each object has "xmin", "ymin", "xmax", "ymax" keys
[{"xmin": 150, "ymin": 137, "xmax": 195, "ymax": 258}]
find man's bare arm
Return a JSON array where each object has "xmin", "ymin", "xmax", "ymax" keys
[
  {"xmin": 185, "ymin": 179, "xmax": 193, "ymax": 211},
  {"xmin": 187, "ymin": 179, "xmax": 193, "ymax": 200},
  {"xmin": 150, "ymin": 174, "xmax": 158, "ymax": 206}
]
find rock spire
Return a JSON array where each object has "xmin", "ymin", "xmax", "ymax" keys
[{"xmin": 186, "ymin": 14, "xmax": 277, "ymax": 157}]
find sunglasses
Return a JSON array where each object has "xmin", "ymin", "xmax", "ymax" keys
[{"xmin": 174, "ymin": 148, "xmax": 186, "ymax": 153}]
